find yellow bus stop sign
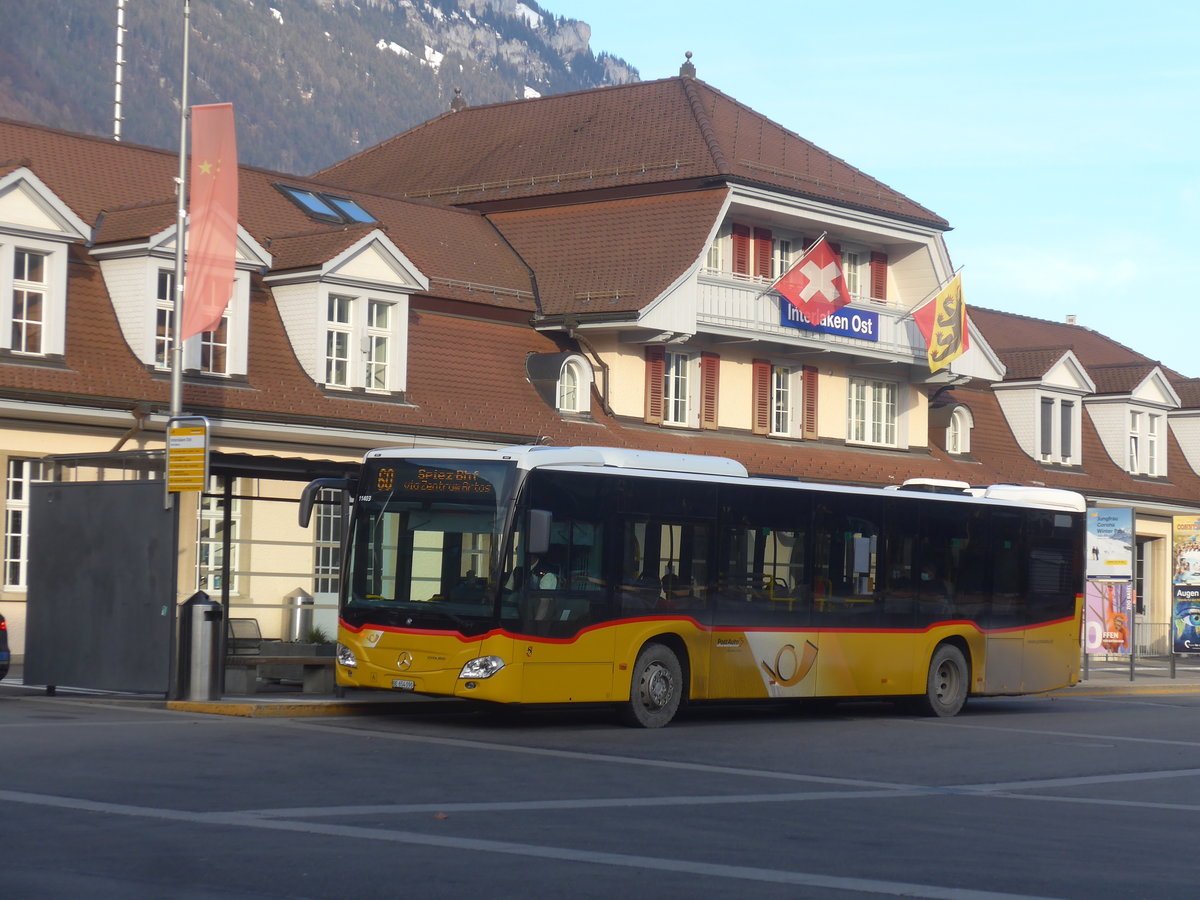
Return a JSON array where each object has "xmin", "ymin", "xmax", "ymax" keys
[{"xmin": 167, "ymin": 416, "xmax": 210, "ymax": 493}]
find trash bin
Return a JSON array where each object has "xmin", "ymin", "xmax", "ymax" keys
[
  {"xmin": 285, "ymin": 587, "xmax": 314, "ymax": 642},
  {"xmin": 179, "ymin": 591, "xmax": 222, "ymax": 701}
]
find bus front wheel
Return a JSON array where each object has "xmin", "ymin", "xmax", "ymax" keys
[
  {"xmin": 914, "ymin": 643, "xmax": 968, "ymax": 717},
  {"xmin": 622, "ymin": 643, "xmax": 683, "ymax": 728}
]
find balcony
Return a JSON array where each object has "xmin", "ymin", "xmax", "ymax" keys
[{"xmin": 696, "ymin": 269, "xmax": 926, "ymax": 364}]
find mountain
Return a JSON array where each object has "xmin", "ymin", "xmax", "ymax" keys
[{"xmin": 0, "ymin": 0, "xmax": 638, "ymax": 175}]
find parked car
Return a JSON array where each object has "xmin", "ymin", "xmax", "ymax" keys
[{"xmin": 0, "ymin": 612, "xmax": 9, "ymax": 680}]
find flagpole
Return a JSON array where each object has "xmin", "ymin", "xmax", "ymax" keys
[
  {"xmin": 896, "ymin": 266, "xmax": 962, "ymax": 323},
  {"xmin": 170, "ymin": 0, "xmax": 192, "ymax": 420}
]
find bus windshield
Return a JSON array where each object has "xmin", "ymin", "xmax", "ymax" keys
[{"xmin": 344, "ymin": 459, "xmax": 515, "ymax": 634}]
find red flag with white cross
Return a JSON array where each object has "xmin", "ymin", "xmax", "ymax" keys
[{"xmin": 773, "ymin": 236, "xmax": 851, "ymax": 327}]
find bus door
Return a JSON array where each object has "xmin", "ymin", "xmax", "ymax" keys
[
  {"xmin": 711, "ymin": 490, "xmax": 814, "ymax": 699},
  {"xmin": 985, "ymin": 509, "xmax": 1025, "ymax": 692},
  {"xmin": 505, "ymin": 492, "xmax": 615, "ymax": 704},
  {"xmin": 1022, "ymin": 509, "xmax": 1084, "ymax": 691}
]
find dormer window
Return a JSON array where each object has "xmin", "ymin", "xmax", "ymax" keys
[
  {"xmin": 2, "ymin": 240, "xmax": 68, "ymax": 359},
  {"xmin": 1128, "ymin": 409, "xmax": 1164, "ymax": 476},
  {"xmin": 1, "ymin": 166, "xmax": 88, "ymax": 361},
  {"xmin": 322, "ymin": 290, "xmax": 401, "ymax": 392},
  {"xmin": 556, "ymin": 356, "xmax": 593, "ymax": 414},
  {"xmin": 1039, "ymin": 395, "xmax": 1079, "ymax": 465},
  {"xmin": 947, "ymin": 406, "xmax": 974, "ymax": 455},
  {"xmin": 150, "ymin": 265, "xmax": 245, "ymax": 377},
  {"xmin": 276, "ymin": 184, "xmax": 374, "ymax": 225},
  {"xmin": 11, "ymin": 249, "xmax": 46, "ymax": 353}
]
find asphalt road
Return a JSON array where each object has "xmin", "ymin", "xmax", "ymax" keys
[{"xmin": 2, "ymin": 688, "xmax": 1197, "ymax": 899}]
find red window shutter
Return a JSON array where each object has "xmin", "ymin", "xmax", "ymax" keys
[
  {"xmin": 699, "ymin": 352, "xmax": 720, "ymax": 430},
  {"xmin": 731, "ymin": 223, "xmax": 751, "ymax": 276},
  {"xmin": 870, "ymin": 251, "xmax": 888, "ymax": 301},
  {"xmin": 802, "ymin": 365, "xmax": 819, "ymax": 440},
  {"xmin": 753, "ymin": 227, "xmax": 773, "ymax": 280},
  {"xmin": 752, "ymin": 359, "xmax": 772, "ymax": 435},
  {"xmin": 644, "ymin": 346, "xmax": 665, "ymax": 425}
]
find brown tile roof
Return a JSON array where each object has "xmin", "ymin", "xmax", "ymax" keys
[
  {"xmin": 1175, "ymin": 379, "xmax": 1200, "ymax": 407},
  {"xmin": 994, "ymin": 347, "xmax": 1072, "ymax": 381},
  {"xmin": 2, "ymin": 118, "xmax": 534, "ymax": 305},
  {"xmin": 1087, "ymin": 363, "xmax": 1160, "ymax": 396},
  {"xmin": 316, "ymin": 77, "xmax": 948, "ymax": 228},
  {"xmin": 971, "ymin": 306, "xmax": 1169, "ymax": 371},
  {"xmin": 489, "ymin": 189, "xmax": 728, "ymax": 317}
]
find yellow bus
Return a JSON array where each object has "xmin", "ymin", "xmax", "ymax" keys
[{"xmin": 301, "ymin": 446, "xmax": 1085, "ymax": 727}]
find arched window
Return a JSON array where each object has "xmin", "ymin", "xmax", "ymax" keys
[
  {"xmin": 557, "ymin": 356, "xmax": 593, "ymax": 414},
  {"xmin": 947, "ymin": 406, "xmax": 974, "ymax": 455}
]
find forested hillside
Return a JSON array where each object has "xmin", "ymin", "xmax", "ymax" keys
[{"xmin": 0, "ymin": 0, "xmax": 637, "ymax": 174}]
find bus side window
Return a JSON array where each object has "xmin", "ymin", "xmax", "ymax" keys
[{"xmin": 618, "ymin": 519, "xmax": 708, "ymax": 615}]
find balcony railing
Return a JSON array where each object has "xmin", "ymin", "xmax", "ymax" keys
[{"xmin": 696, "ymin": 269, "xmax": 926, "ymax": 363}]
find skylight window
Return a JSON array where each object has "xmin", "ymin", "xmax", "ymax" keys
[{"xmin": 276, "ymin": 184, "xmax": 375, "ymax": 225}]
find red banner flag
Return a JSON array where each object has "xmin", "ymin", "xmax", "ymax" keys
[
  {"xmin": 773, "ymin": 236, "xmax": 851, "ymax": 327},
  {"xmin": 182, "ymin": 103, "xmax": 238, "ymax": 340},
  {"xmin": 912, "ymin": 272, "xmax": 969, "ymax": 372}
]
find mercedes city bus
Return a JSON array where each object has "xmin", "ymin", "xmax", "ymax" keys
[{"xmin": 301, "ymin": 446, "xmax": 1085, "ymax": 726}]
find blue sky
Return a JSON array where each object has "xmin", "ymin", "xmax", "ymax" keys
[{"xmin": 553, "ymin": 1, "xmax": 1200, "ymax": 377}]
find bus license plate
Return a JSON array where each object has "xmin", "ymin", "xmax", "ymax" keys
[{"xmin": 392, "ymin": 679, "xmax": 415, "ymax": 691}]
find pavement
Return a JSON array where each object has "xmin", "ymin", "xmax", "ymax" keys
[{"xmin": 2, "ymin": 659, "xmax": 1200, "ymax": 718}]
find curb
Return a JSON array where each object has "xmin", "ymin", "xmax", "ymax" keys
[{"xmin": 164, "ymin": 698, "xmax": 465, "ymax": 718}]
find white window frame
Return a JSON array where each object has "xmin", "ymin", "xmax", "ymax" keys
[
  {"xmin": 947, "ymin": 406, "xmax": 974, "ymax": 455},
  {"xmin": 198, "ymin": 477, "xmax": 241, "ymax": 595},
  {"xmin": 154, "ymin": 269, "xmax": 175, "ymax": 370},
  {"xmin": 774, "ymin": 240, "xmax": 792, "ymax": 279},
  {"xmin": 148, "ymin": 264, "xmax": 247, "ymax": 377},
  {"xmin": 663, "ymin": 350, "xmax": 694, "ymax": 427},
  {"xmin": 4, "ymin": 457, "xmax": 48, "ymax": 589},
  {"xmin": 848, "ymin": 376, "xmax": 899, "ymax": 447},
  {"xmin": 771, "ymin": 364, "xmax": 795, "ymax": 437},
  {"xmin": 364, "ymin": 298, "xmax": 391, "ymax": 391},
  {"xmin": 312, "ymin": 487, "xmax": 342, "ymax": 595},
  {"xmin": 841, "ymin": 249, "xmax": 862, "ymax": 301},
  {"xmin": 1038, "ymin": 393, "xmax": 1081, "ymax": 465},
  {"xmin": 556, "ymin": 355, "xmax": 593, "ymax": 414},
  {"xmin": 320, "ymin": 288, "xmax": 403, "ymax": 392},
  {"xmin": 1127, "ymin": 408, "xmax": 1165, "ymax": 476},
  {"xmin": 0, "ymin": 237, "xmax": 68, "ymax": 358}
]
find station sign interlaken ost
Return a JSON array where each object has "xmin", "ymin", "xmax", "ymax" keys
[{"xmin": 780, "ymin": 300, "xmax": 879, "ymax": 340}]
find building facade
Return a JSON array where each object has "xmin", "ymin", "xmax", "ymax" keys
[{"xmin": 2, "ymin": 62, "xmax": 1197, "ymax": 660}]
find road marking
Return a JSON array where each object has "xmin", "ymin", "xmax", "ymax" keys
[
  {"xmin": 0, "ymin": 787, "xmax": 1065, "ymax": 900},
  {"xmin": 929, "ymin": 719, "xmax": 1200, "ymax": 748},
  {"xmin": 289, "ymin": 719, "xmax": 925, "ymax": 790}
]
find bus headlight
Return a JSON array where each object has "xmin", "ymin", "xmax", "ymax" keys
[
  {"xmin": 459, "ymin": 656, "xmax": 505, "ymax": 679},
  {"xmin": 336, "ymin": 643, "xmax": 358, "ymax": 669}
]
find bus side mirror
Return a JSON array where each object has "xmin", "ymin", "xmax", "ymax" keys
[
  {"xmin": 528, "ymin": 509, "xmax": 552, "ymax": 555},
  {"xmin": 299, "ymin": 478, "xmax": 355, "ymax": 528}
]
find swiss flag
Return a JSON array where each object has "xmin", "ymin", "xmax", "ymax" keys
[{"xmin": 774, "ymin": 237, "xmax": 851, "ymax": 327}]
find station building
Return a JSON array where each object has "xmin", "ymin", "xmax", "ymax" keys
[{"xmin": 2, "ymin": 58, "xmax": 1197, "ymax": 662}]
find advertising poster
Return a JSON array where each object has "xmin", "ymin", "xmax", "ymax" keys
[
  {"xmin": 1084, "ymin": 581, "xmax": 1132, "ymax": 655},
  {"xmin": 1086, "ymin": 508, "xmax": 1133, "ymax": 580},
  {"xmin": 1173, "ymin": 516, "xmax": 1200, "ymax": 653}
]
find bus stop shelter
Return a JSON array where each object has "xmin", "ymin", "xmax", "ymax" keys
[{"xmin": 25, "ymin": 450, "xmax": 357, "ymax": 696}]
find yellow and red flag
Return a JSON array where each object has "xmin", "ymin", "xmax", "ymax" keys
[
  {"xmin": 913, "ymin": 272, "xmax": 969, "ymax": 372},
  {"xmin": 182, "ymin": 103, "xmax": 238, "ymax": 340}
]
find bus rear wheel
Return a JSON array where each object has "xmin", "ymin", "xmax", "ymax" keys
[
  {"xmin": 622, "ymin": 643, "xmax": 683, "ymax": 728},
  {"xmin": 914, "ymin": 643, "xmax": 968, "ymax": 717}
]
